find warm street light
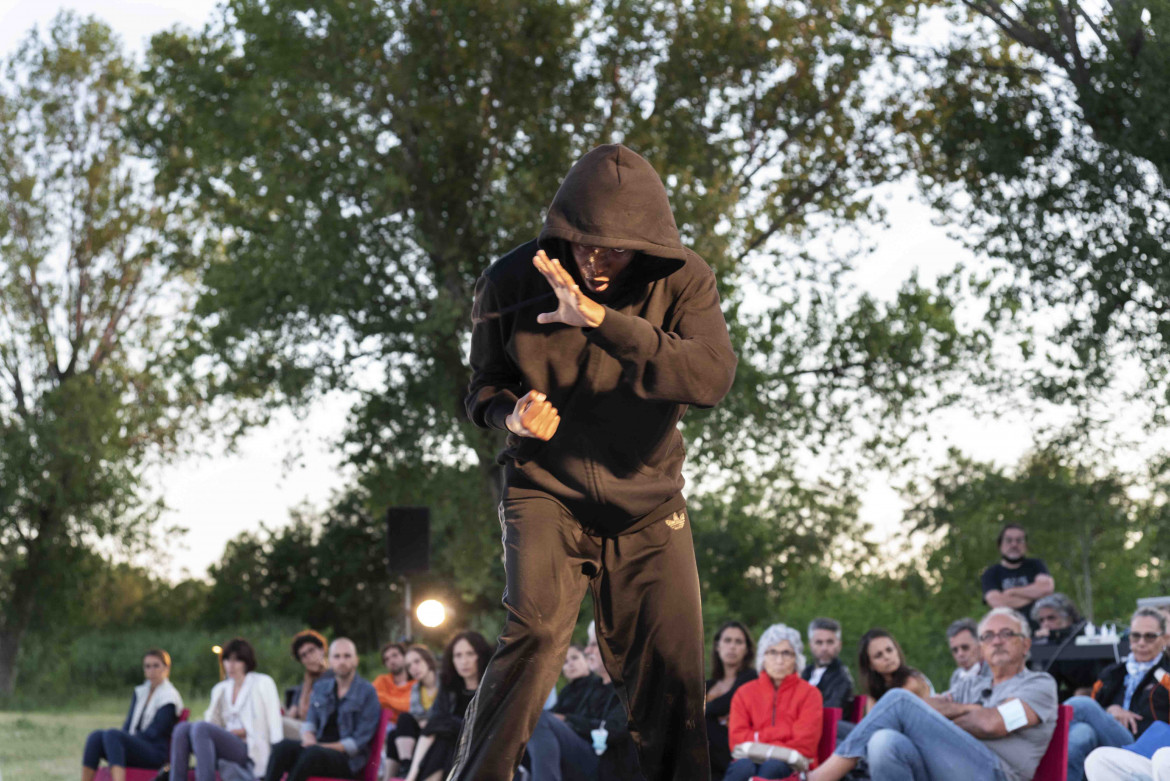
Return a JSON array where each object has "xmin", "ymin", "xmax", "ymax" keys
[
  {"xmin": 416, "ymin": 599, "xmax": 446, "ymax": 628},
  {"xmin": 212, "ymin": 645, "xmax": 222, "ymax": 654}
]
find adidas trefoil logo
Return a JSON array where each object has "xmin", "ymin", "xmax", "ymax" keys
[{"xmin": 665, "ymin": 511, "xmax": 687, "ymax": 530}]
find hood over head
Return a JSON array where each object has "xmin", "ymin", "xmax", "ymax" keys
[{"xmin": 539, "ymin": 144, "xmax": 687, "ymax": 278}]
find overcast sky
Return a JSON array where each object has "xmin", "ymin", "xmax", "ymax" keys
[{"xmin": 1, "ymin": 0, "xmax": 1053, "ymax": 581}]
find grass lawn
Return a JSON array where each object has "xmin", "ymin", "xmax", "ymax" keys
[{"xmin": 0, "ymin": 697, "xmax": 209, "ymax": 781}]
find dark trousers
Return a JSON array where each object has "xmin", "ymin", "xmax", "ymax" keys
[
  {"xmin": 386, "ymin": 712, "xmax": 422, "ymax": 760},
  {"xmin": 447, "ymin": 486, "xmax": 709, "ymax": 781},
  {"xmin": 722, "ymin": 758, "xmax": 793, "ymax": 781},
  {"xmin": 525, "ymin": 710, "xmax": 600, "ymax": 781},
  {"xmin": 265, "ymin": 739, "xmax": 354, "ymax": 781},
  {"xmin": 82, "ymin": 729, "xmax": 168, "ymax": 769}
]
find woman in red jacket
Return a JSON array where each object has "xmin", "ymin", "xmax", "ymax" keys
[{"xmin": 725, "ymin": 623, "xmax": 824, "ymax": 780}]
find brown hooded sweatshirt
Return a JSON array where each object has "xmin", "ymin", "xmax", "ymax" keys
[{"xmin": 466, "ymin": 144, "xmax": 737, "ymax": 535}]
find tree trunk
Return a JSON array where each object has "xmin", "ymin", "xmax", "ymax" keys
[
  {"xmin": 1081, "ymin": 521, "xmax": 1094, "ymax": 622},
  {"xmin": 0, "ymin": 560, "xmax": 40, "ymax": 696},
  {"xmin": 0, "ymin": 509, "xmax": 57, "ymax": 696},
  {"xmin": 0, "ymin": 624, "xmax": 27, "ymax": 696}
]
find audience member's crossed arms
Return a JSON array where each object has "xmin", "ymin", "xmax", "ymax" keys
[{"xmin": 929, "ymin": 691, "xmax": 1041, "ymax": 736}]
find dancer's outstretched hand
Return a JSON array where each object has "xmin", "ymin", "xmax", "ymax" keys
[
  {"xmin": 533, "ymin": 250, "xmax": 605, "ymax": 328},
  {"xmin": 506, "ymin": 390, "xmax": 561, "ymax": 440}
]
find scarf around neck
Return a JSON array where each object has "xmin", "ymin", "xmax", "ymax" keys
[{"xmin": 129, "ymin": 679, "xmax": 183, "ymax": 736}]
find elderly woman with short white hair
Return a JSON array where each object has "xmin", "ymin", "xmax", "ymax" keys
[{"xmin": 725, "ymin": 624, "xmax": 824, "ymax": 780}]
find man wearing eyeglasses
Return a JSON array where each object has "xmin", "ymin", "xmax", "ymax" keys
[
  {"xmin": 457, "ymin": 144, "xmax": 737, "ymax": 781},
  {"xmin": 808, "ymin": 607, "xmax": 1057, "ymax": 781},
  {"xmin": 1062, "ymin": 607, "xmax": 1170, "ymax": 781}
]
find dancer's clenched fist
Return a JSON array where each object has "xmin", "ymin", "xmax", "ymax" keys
[{"xmin": 505, "ymin": 390, "xmax": 561, "ymax": 440}]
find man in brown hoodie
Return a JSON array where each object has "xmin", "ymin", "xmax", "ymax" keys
[{"xmin": 452, "ymin": 145, "xmax": 737, "ymax": 781}]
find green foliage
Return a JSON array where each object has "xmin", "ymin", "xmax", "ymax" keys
[
  {"xmin": 908, "ymin": 449, "xmax": 1155, "ymax": 623},
  {"xmin": 905, "ymin": 0, "xmax": 1170, "ymax": 404},
  {"xmin": 776, "ymin": 568, "xmax": 959, "ymax": 691},
  {"xmin": 0, "ymin": 12, "xmax": 211, "ymax": 694},
  {"xmin": 66, "ymin": 554, "xmax": 212, "ymax": 631},
  {"xmin": 693, "ymin": 468, "xmax": 872, "ymax": 630},
  {"xmin": 134, "ymin": 0, "xmax": 991, "ymax": 619},
  {"xmin": 204, "ymin": 471, "xmax": 506, "ymax": 650},
  {"xmin": 7, "ymin": 621, "xmax": 306, "ymax": 708}
]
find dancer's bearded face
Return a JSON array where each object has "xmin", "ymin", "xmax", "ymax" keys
[{"xmin": 569, "ymin": 243, "xmax": 634, "ymax": 294}]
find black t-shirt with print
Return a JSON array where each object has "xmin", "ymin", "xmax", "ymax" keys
[
  {"xmin": 981, "ymin": 558, "xmax": 1050, "ymax": 596},
  {"xmin": 981, "ymin": 557, "xmax": 1050, "ymax": 622}
]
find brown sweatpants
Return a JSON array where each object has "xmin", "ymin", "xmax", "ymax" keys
[{"xmin": 445, "ymin": 485, "xmax": 710, "ymax": 781}]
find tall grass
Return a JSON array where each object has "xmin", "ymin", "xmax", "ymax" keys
[
  {"xmin": 5, "ymin": 620, "xmax": 394, "ymax": 709},
  {"xmin": 0, "ymin": 696, "xmax": 210, "ymax": 781}
]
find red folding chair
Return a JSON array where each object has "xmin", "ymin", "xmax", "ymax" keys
[
  {"xmin": 769, "ymin": 706, "xmax": 840, "ymax": 781},
  {"xmin": 95, "ymin": 708, "xmax": 190, "ymax": 781},
  {"xmin": 817, "ymin": 707, "xmax": 842, "ymax": 762},
  {"xmin": 1031, "ymin": 704, "xmax": 1072, "ymax": 781},
  {"xmin": 305, "ymin": 708, "xmax": 392, "ymax": 781},
  {"xmin": 851, "ymin": 695, "xmax": 867, "ymax": 723}
]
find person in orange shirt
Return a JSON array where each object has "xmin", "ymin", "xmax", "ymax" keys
[{"xmin": 374, "ymin": 642, "xmax": 416, "ymax": 726}]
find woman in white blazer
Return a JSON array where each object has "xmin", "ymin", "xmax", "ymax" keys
[{"xmin": 170, "ymin": 638, "xmax": 283, "ymax": 781}]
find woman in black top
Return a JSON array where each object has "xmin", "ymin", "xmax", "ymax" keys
[
  {"xmin": 857, "ymin": 629, "xmax": 931, "ymax": 715},
  {"xmin": 404, "ymin": 631, "xmax": 493, "ymax": 781},
  {"xmin": 705, "ymin": 621, "xmax": 757, "ymax": 777},
  {"xmin": 552, "ymin": 644, "xmax": 605, "ymax": 737}
]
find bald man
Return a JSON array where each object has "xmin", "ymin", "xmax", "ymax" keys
[{"xmin": 266, "ymin": 638, "xmax": 382, "ymax": 781}]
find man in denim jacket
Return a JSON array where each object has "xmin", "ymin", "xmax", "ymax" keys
[{"xmin": 266, "ymin": 638, "xmax": 382, "ymax": 780}]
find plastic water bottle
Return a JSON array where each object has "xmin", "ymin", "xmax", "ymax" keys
[{"xmin": 591, "ymin": 725, "xmax": 609, "ymax": 755}]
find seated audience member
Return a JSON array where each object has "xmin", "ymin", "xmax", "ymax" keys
[
  {"xmin": 283, "ymin": 629, "xmax": 334, "ymax": 740},
  {"xmin": 385, "ymin": 644, "xmax": 439, "ymax": 777},
  {"xmin": 857, "ymin": 628, "xmax": 932, "ymax": 715},
  {"xmin": 402, "ymin": 630, "xmax": 493, "ymax": 781},
  {"xmin": 981, "ymin": 523, "xmax": 1055, "ymax": 627},
  {"xmin": 1032, "ymin": 593, "xmax": 1100, "ymax": 700},
  {"xmin": 374, "ymin": 642, "xmax": 416, "ymax": 725},
  {"xmin": 583, "ymin": 621, "xmax": 641, "ymax": 781},
  {"xmin": 82, "ymin": 648, "xmax": 184, "ymax": 781},
  {"xmin": 947, "ymin": 617, "xmax": 989, "ymax": 692},
  {"xmin": 808, "ymin": 607, "xmax": 1058, "ymax": 781},
  {"xmin": 706, "ymin": 620, "xmax": 757, "ymax": 778},
  {"xmin": 803, "ymin": 617, "xmax": 855, "ymax": 711},
  {"xmin": 170, "ymin": 638, "xmax": 282, "ymax": 781},
  {"xmin": 1064, "ymin": 607, "xmax": 1170, "ymax": 781},
  {"xmin": 1085, "ymin": 736, "xmax": 1170, "ymax": 780},
  {"xmin": 523, "ymin": 643, "xmax": 621, "ymax": 780},
  {"xmin": 1033, "ymin": 593, "xmax": 1084, "ymax": 640},
  {"xmin": 726, "ymin": 624, "xmax": 824, "ymax": 780},
  {"xmin": 266, "ymin": 638, "xmax": 381, "ymax": 781}
]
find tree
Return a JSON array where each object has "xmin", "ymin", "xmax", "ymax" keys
[
  {"xmin": 204, "ymin": 474, "xmax": 501, "ymax": 649},
  {"xmin": 898, "ymin": 0, "xmax": 1170, "ymax": 405},
  {"xmin": 907, "ymin": 449, "xmax": 1152, "ymax": 624},
  {"xmin": 0, "ymin": 14, "xmax": 208, "ymax": 695},
  {"xmin": 138, "ymin": 0, "xmax": 987, "ymax": 606}
]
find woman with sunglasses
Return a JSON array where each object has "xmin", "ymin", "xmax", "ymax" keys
[
  {"xmin": 1063, "ymin": 607, "xmax": 1170, "ymax": 781},
  {"xmin": 82, "ymin": 648, "xmax": 184, "ymax": 781}
]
